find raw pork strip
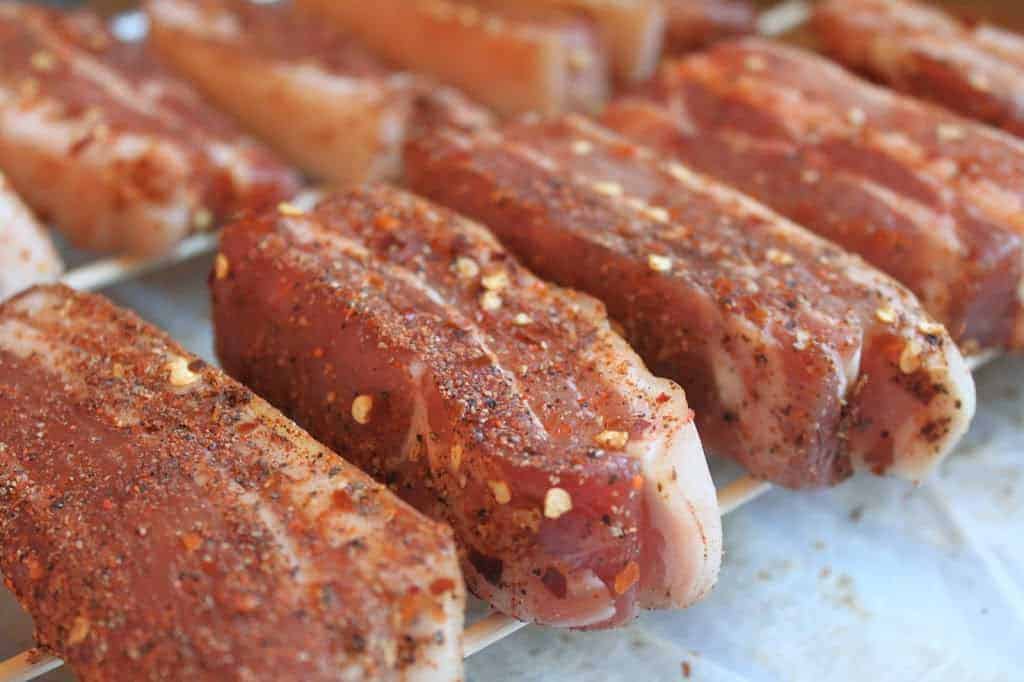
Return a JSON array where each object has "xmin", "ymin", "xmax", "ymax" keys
[
  {"xmin": 294, "ymin": 0, "xmax": 610, "ymax": 117},
  {"xmin": 405, "ymin": 118, "xmax": 975, "ymax": 488},
  {"xmin": 0, "ymin": 4, "xmax": 299, "ymax": 256},
  {"xmin": 211, "ymin": 185, "xmax": 722, "ymax": 627},
  {"xmin": 147, "ymin": 0, "xmax": 491, "ymax": 186},
  {"xmin": 815, "ymin": 0, "xmax": 1024, "ymax": 138},
  {"xmin": 0, "ymin": 285, "xmax": 464, "ymax": 681},
  {"xmin": 604, "ymin": 39, "xmax": 1024, "ymax": 354}
]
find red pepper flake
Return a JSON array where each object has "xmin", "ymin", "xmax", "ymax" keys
[
  {"xmin": 656, "ymin": 393, "xmax": 671, "ymax": 404},
  {"xmin": 101, "ymin": 499, "xmax": 115, "ymax": 511},
  {"xmin": 332, "ymin": 489, "xmax": 354, "ymax": 511},
  {"xmin": 681, "ymin": 661, "xmax": 692, "ymax": 678},
  {"xmin": 614, "ymin": 561, "xmax": 640, "ymax": 595},
  {"xmin": 429, "ymin": 578, "xmax": 456, "ymax": 596},
  {"xmin": 180, "ymin": 532, "xmax": 202, "ymax": 553},
  {"xmin": 24, "ymin": 555, "xmax": 45, "ymax": 581},
  {"xmin": 399, "ymin": 587, "xmax": 425, "ymax": 625},
  {"xmin": 374, "ymin": 213, "xmax": 399, "ymax": 231},
  {"xmin": 237, "ymin": 421, "xmax": 259, "ymax": 435}
]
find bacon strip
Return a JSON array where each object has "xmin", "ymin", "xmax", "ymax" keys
[
  {"xmin": 211, "ymin": 185, "xmax": 722, "ymax": 628},
  {"xmin": 294, "ymin": 0, "xmax": 610, "ymax": 117},
  {"xmin": 604, "ymin": 38, "xmax": 1024, "ymax": 354},
  {"xmin": 405, "ymin": 117, "xmax": 976, "ymax": 489},
  {"xmin": 814, "ymin": 0, "xmax": 1024, "ymax": 139},
  {"xmin": 146, "ymin": 0, "xmax": 491, "ymax": 186},
  {"xmin": 0, "ymin": 285, "xmax": 463, "ymax": 681},
  {"xmin": 0, "ymin": 171, "xmax": 61, "ymax": 300},
  {"xmin": 0, "ymin": 5, "xmax": 299, "ymax": 256},
  {"xmin": 663, "ymin": 0, "xmax": 757, "ymax": 53}
]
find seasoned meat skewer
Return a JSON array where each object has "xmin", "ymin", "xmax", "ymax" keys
[
  {"xmin": 814, "ymin": 0, "xmax": 1024, "ymax": 139},
  {"xmin": 0, "ymin": 172, "xmax": 61, "ymax": 300},
  {"xmin": 146, "ymin": 0, "xmax": 491, "ymax": 186},
  {"xmin": 604, "ymin": 39, "xmax": 1024, "ymax": 354},
  {"xmin": 405, "ymin": 118, "xmax": 976, "ymax": 489},
  {"xmin": 211, "ymin": 186, "xmax": 722, "ymax": 628},
  {"xmin": 294, "ymin": 0, "xmax": 610, "ymax": 117},
  {"xmin": 0, "ymin": 4, "xmax": 299, "ymax": 256},
  {"xmin": 0, "ymin": 285, "xmax": 464, "ymax": 681},
  {"xmin": 663, "ymin": 0, "xmax": 757, "ymax": 53}
]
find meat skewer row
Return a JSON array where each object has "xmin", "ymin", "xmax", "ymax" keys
[
  {"xmin": 0, "ymin": 171, "xmax": 62, "ymax": 301},
  {"xmin": 293, "ymin": 0, "xmax": 611, "ymax": 117},
  {"xmin": 604, "ymin": 38, "xmax": 1024, "ymax": 355},
  {"xmin": 3, "ymin": 343, "xmax": 1003, "ymax": 682},
  {"xmin": 146, "ymin": 0, "xmax": 492, "ymax": 187},
  {"xmin": 29, "ymin": 0, "xmax": 807, "ymax": 301},
  {"xmin": 405, "ymin": 116, "xmax": 975, "ymax": 489},
  {"xmin": 0, "ymin": 284, "xmax": 465, "ymax": 681},
  {"xmin": 0, "ymin": 3, "xmax": 299, "ymax": 257},
  {"xmin": 814, "ymin": 0, "xmax": 1024, "ymax": 140},
  {"xmin": 211, "ymin": 185, "xmax": 723, "ymax": 629}
]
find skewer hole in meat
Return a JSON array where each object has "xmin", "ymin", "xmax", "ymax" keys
[
  {"xmin": 814, "ymin": 0, "xmax": 1024, "ymax": 140},
  {"xmin": 211, "ymin": 185, "xmax": 722, "ymax": 628},
  {"xmin": 0, "ymin": 285, "xmax": 464, "ymax": 681},
  {"xmin": 404, "ymin": 116, "xmax": 976, "ymax": 489},
  {"xmin": 292, "ymin": 0, "xmax": 611, "ymax": 117},
  {"xmin": 604, "ymin": 38, "xmax": 1024, "ymax": 356},
  {"xmin": 0, "ymin": 4, "xmax": 299, "ymax": 256},
  {"xmin": 0, "ymin": 171, "xmax": 62, "ymax": 301},
  {"xmin": 146, "ymin": 0, "xmax": 492, "ymax": 187}
]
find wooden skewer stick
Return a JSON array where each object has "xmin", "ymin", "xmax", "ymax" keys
[
  {"xmin": 60, "ymin": 189, "xmax": 327, "ymax": 294},
  {"xmin": 464, "ymin": 612, "xmax": 531, "ymax": 658},
  {"xmin": 61, "ymin": 232, "xmax": 219, "ymax": 293},
  {"xmin": 718, "ymin": 475, "xmax": 774, "ymax": 516},
  {"xmin": 0, "ymin": 650, "xmax": 62, "ymax": 682}
]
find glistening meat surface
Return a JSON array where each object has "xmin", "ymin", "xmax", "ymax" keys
[
  {"xmin": 147, "ymin": 0, "xmax": 491, "ymax": 186},
  {"xmin": 211, "ymin": 185, "xmax": 722, "ymax": 628},
  {"xmin": 405, "ymin": 118, "xmax": 975, "ymax": 488},
  {"xmin": 604, "ymin": 39, "xmax": 1024, "ymax": 354},
  {"xmin": 0, "ymin": 285, "xmax": 463, "ymax": 682},
  {"xmin": 815, "ymin": 0, "xmax": 1024, "ymax": 138},
  {"xmin": 0, "ymin": 4, "xmax": 299, "ymax": 256},
  {"xmin": 294, "ymin": 0, "xmax": 610, "ymax": 116}
]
